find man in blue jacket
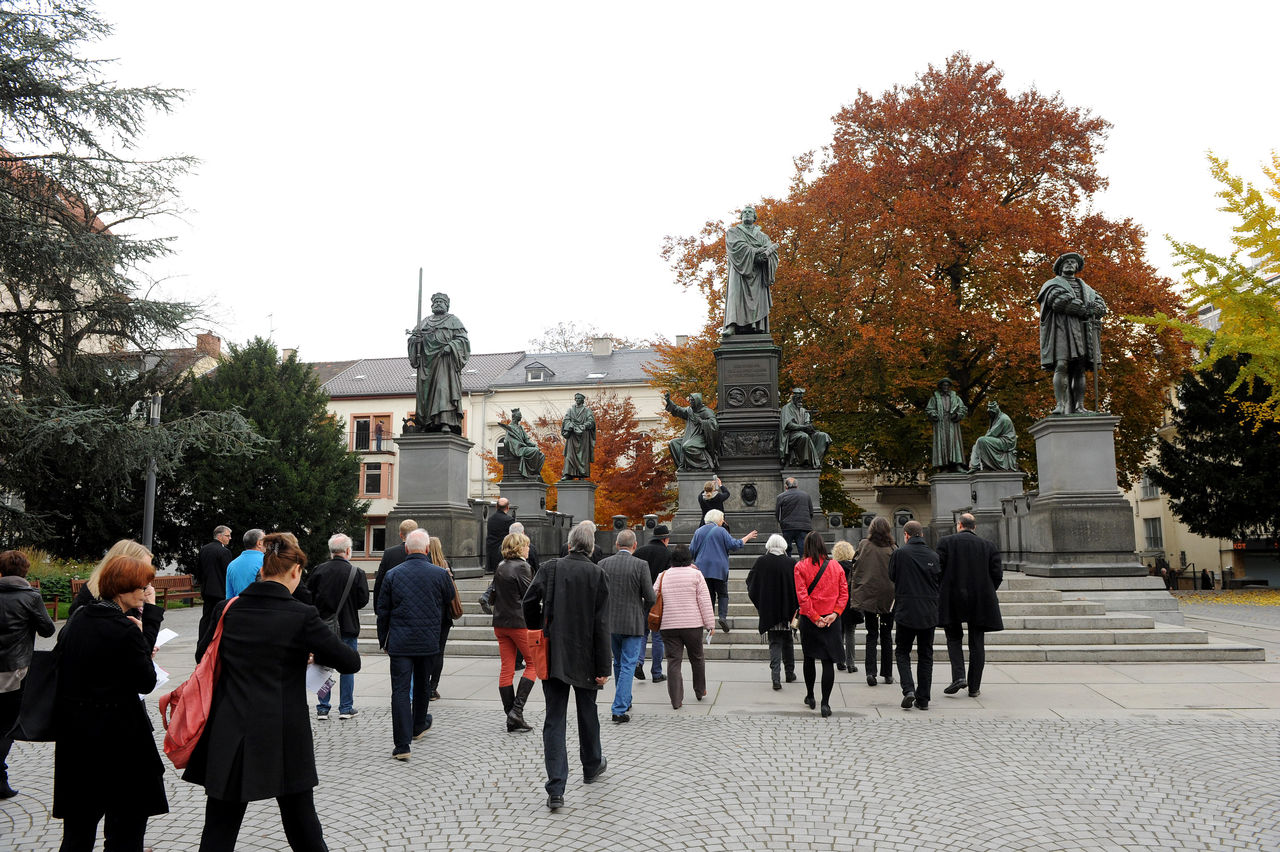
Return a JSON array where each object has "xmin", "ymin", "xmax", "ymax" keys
[{"xmin": 376, "ymin": 528, "xmax": 454, "ymax": 760}]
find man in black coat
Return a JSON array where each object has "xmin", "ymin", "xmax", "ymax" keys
[
  {"xmin": 775, "ymin": 478, "xmax": 813, "ymax": 556},
  {"xmin": 485, "ymin": 498, "xmax": 514, "ymax": 574},
  {"xmin": 306, "ymin": 533, "xmax": 371, "ymax": 720},
  {"xmin": 937, "ymin": 513, "xmax": 1003, "ymax": 699},
  {"xmin": 196, "ymin": 525, "xmax": 233, "ymax": 641},
  {"xmin": 522, "ymin": 520, "xmax": 611, "ymax": 812},
  {"xmin": 888, "ymin": 520, "xmax": 940, "ymax": 711},
  {"xmin": 373, "ymin": 518, "xmax": 417, "ymax": 610},
  {"xmin": 633, "ymin": 525, "xmax": 673, "ymax": 682}
]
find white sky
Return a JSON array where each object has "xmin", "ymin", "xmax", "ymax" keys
[{"xmin": 91, "ymin": 0, "xmax": 1278, "ymax": 362}]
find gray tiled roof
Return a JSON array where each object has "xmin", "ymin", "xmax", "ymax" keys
[
  {"xmin": 490, "ymin": 348, "xmax": 659, "ymax": 388},
  {"xmin": 320, "ymin": 351, "xmax": 525, "ymax": 397}
]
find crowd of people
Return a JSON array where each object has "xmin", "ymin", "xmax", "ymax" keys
[{"xmin": 0, "ymin": 496, "xmax": 1007, "ymax": 843}]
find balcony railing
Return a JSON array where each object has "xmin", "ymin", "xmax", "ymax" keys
[{"xmin": 342, "ymin": 431, "xmax": 398, "ymax": 453}]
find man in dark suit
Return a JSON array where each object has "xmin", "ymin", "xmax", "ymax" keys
[
  {"xmin": 888, "ymin": 520, "xmax": 940, "ymax": 711},
  {"xmin": 196, "ymin": 525, "xmax": 233, "ymax": 641},
  {"xmin": 485, "ymin": 498, "xmax": 514, "ymax": 574},
  {"xmin": 600, "ymin": 530, "xmax": 656, "ymax": 724},
  {"xmin": 633, "ymin": 525, "xmax": 672, "ymax": 682},
  {"xmin": 937, "ymin": 512, "xmax": 1003, "ymax": 699},
  {"xmin": 522, "ymin": 520, "xmax": 611, "ymax": 811},
  {"xmin": 375, "ymin": 529, "xmax": 454, "ymax": 761},
  {"xmin": 306, "ymin": 533, "xmax": 371, "ymax": 720},
  {"xmin": 373, "ymin": 518, "xmax": 417, "ymax": 611}
]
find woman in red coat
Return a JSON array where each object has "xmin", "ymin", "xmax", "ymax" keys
[{"xmin": 793, "ymin": 532, "xmax": 848, "ymax": 717}]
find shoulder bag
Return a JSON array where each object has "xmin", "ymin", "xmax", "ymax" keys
[
  {"xmin": 647, "ymin": 573, "xmax": 665, "ymax": 633},
  {"xmin": 13, "ymin": 607, "xmax": 86, "ymax": 742},
  {"xmin": 157, "ymin": 597, "xmax": 237, "ymax": 769},
  {"xmin": 322, "ymin": 564, "xmax": 359, "ymax": 637}
]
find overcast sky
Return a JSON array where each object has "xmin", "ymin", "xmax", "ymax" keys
[{"xmin": 92, "ymin": 0, "xmax": 1278, "ymax": 362}]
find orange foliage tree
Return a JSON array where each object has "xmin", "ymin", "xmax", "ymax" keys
[
  {"xmin": 481, "ymin": 390, "xmax": 676, "ymax": 525},
  {"xmin": 657, "ymin": 53, "xmax": 1188, "ymax": 486}
]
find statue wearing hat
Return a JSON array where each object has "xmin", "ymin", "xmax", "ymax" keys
[
  {"xmin": 779, "ymin": 388, "xmax": 831, "ymax": 468},
  {"xmin": 925, "ymin": 378, "xmax": 967, "ymax": 472},
  {"xmin": 1037, "ymin": 251, "xmax": 1107, "ymax": 415}
]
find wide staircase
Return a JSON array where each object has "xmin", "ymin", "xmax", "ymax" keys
[{"xmin": 358, "ymin": 572, "xmax": 1264, "ymax": 662}]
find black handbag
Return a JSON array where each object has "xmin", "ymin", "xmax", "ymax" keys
[{"xmin": 12, "ymin": 648, "xmax": 59, "ymax": 742}]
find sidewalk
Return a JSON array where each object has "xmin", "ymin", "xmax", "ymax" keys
[{"xmin": 5, "ymin": 604, "xmax": 1278, "ymax": 851}]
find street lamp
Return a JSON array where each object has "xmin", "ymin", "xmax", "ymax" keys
[{"xmin": 140, "ymin": 392, "xmax": 161, "ymax": 550}]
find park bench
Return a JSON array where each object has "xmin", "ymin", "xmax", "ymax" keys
[
  {"xmin": 153, "ymin": 574, "xmax": 200, "ymax": 607},
  {"xmin": 28, "ymin": 577, "xmax": 59, "ymax": 620}
]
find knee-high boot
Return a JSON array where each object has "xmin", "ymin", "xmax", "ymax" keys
[
  {"xmin": 499, "ymin": 684, "xmax": 515, "ymax": 716},
  {"xmin": 506, "ymin": 677, "xmax": 535, "ymax": 732}
]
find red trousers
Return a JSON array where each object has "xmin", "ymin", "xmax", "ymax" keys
[{"xmin": 495, "ymin": 626, "xmax": 544, "ymax": 686}]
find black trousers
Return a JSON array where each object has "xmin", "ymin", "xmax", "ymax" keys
[
  {"xmin": 894, "ymin": 625, "xmax": 935, "ymax": 702},
  {"xmin": 541, "ymin": 677, "xmax": 603, "ymax": 797},
  {"xmin": 59, "ymin": 812, "xmax": 149, "ymax": 852},
  {"xmin": 198, "ymin": 597, "xmax": 224, "ymax": 644},
  {"xmin": 944, "ymin": 623, "xmax": 986, "ymax": 691},
  {"xmin": 430, "ymin": 621, "xmax": 452, "ymax": 693},
  {"xmin": 0, "ymin": 687, "xmax": 20, "ymax": 784},
  {"xmin": 199, "ymin": 791, "xmax": 327, "ymax": 852},
  {"xmin": 863, "ymin": 612, "xmax": 894, "ymax": 678}
]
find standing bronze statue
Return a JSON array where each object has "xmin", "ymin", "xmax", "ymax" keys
[
  {"xmin": 723, "ymin": 204, "xmax": 778, "ymax": 336},
  {"xmin": 778, "ymin": 388, "xmax": 831, "ymax": 468},
  {"xmin": 407, "ymin": 292, "xmax": 470, "ymax": 433},
  {"xmin": 1037, "ymin": 252, "xmax": 1107, "ymax": 415},
  {"xmin": 926, "ymin": 378, "xmax": 967, "ymax": 472},
  {"xmin": 500, "ymin": 408, "xmax": 546, "ymax": 480},
  {"xmin": 663, "ymin": 391, "xmax": 720, "ymax": 471},
  {"xmin": 967, "ymin": 399, "xmax": 1018, "ymax": 472},
  {"xmin": 560, "ymin": 393, "xmax": 596, "ymax": 480}
]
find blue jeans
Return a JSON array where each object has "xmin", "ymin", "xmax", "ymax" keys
[
  {"xmin": 317, "ymin": 636, "xmax": 359, "ymax": 715},
  {"xmin": 610, "ymin": 634, "xmax": 644, "ymax": 716},
  {"xmin": 541, "ymin": 677, "xmax": 603, "ymax": 797},
  {"xmin": 783, "ymin": 528, "xmax": 808, "ymax": 557},
  {"xmin": 644, "ymin": 626, "xmax": 664, "ymax": 677},
  {"xmin": 389, "ymin": 654, "xmax": 432, "ymax": 752}
]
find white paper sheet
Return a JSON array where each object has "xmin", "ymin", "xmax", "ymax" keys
[
  {"xmin": 154, "ymin": 628, "xmax": 179, "ymax": 647},
  {"xmin": 306, "ymin": 663, "xmax": 334, "ymax": 693},
  {"xmin": 142, "ymin": 663, "xmax": 170, "ymax": 698}
]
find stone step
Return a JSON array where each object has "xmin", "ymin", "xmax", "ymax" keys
[
  {"xmin": 368, "ymin": 638, "xmax": 1263, "ymax": 663},
  {"xmin": 1009, "ymin": 614, "xmax": 1155, "ymax": 630},
  {"xmin": 996, "ymin": 602, "xmax": 1106, "ymax": 616},
  {"xmin": 994, "ymin": 590, "xmax": 1063, "ymax": 603}
]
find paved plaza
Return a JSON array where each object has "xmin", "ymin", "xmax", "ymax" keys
[{"xmin": 4, "ymin": 605, "xmax": 1279, "ymax": 851}]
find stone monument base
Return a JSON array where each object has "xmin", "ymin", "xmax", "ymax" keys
[
  {"xmin": 499, "ymin": 477, "xmax": 549, "ymax": 519},
  {"xmin": 388, "ymin": 432, "xmax": 481, "ymax": 571},
  {"xmin": 929, "ymin": 472, "xmax": 971, "ymax": 545},
  {"xmin": 556, "ymin": 480, "xmax": 597, "ymax": 526},
  {"xmin": 969, "ymin": 470, "xmax": 1026, "ymax": 548}
]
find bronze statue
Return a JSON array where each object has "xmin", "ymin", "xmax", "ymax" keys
[
  {"xmin": 778, "ymin": 388, "xmax": 831, "ymax": 468},
  {"xmin": 723, "ymin": 204, "xmax": 778, "ymax": 336},
  {"xmin": 407, "ymin": 292, "xmax": 470, "ymax": 433},
  {"xmin": 499, "ymin": 408, "xmax": 546, "ymax": 480},
  {"xmin": 925, "ymin": 378, "xmax": 967, "ymax": 472},
  {"xmin": 968, "ymin": 399, "xmax": 1018, "ymax": 472},
  {"xmin": 663, "ymin": 391, "xmax": 720, "ymax": 471},
  {"xmin": 560, "ymin": 393, "xmax": 596, "ymax": 480},
  {"xmin": 1037, "ymin": 252, "xmax": 1107, "ymax": 415}
]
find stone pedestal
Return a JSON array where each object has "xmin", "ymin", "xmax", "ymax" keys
[
  {"xmin": 499, "ymin": 478, "xmax": 549, "ymax": 518},
  {"xmin": 929, "ymin": 472, "xmax": 972, "ymax": 545},
  {"xmin": 969, "ymin": 470, "xmax": 1027, "ymax": 548},
  {"xmin": 556, "ymin": 480, "xmax": 597, "ymax": 525},
  {"xmin": 714, "ymin": 333, "xmax": 782, "ymax": 475},
  {"xmin": 387, "ymin": 432, "xmax": 480, "ymax": 569},
  {"xmin": 1021, "ymin": 416, "xmax": 1145, "ymax": 578}
]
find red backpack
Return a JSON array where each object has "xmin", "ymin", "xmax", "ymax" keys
[{"xmin": 157, "ymin": 597, "xmax": 236, "ymax": 769}]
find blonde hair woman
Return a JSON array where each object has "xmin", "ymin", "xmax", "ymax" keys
[
  {"xmin": 70, "ymin": 539, "xmax": 153, "ymax": 617},
  {"xmin": 427, "ymin": 536, "xmax": 455, "ymax": 701},
  {"xmin": 832, "ymin": 540, "xmax": 861, "ymax": 674},
  {"xmin": 492, "ymin": 531, "xmax": 542, "ymax": 732}
]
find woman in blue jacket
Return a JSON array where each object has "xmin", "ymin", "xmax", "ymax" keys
[{"xmin": 689, "ymin": 509, "xmax": 757, "ymax": 633}]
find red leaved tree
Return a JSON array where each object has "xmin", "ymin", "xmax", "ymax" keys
[{"xmin": 656, "ymin": 53, "xmax": 1188, "ymax": 485}]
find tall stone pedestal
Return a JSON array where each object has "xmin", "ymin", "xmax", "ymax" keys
[
  {"xmin": 556, "ymin": 480, "xmax": 597, "ymax": 525},
  {"xmin": 970, "ymin": 470, "xmax": 1027, "ymax": 548},
  {"xmin": 929, "ymin": 473, "xmax": 971, "ymax": 545},
  {"xmin": 387, "ymin": 432, "xmax": 481, "ymax": 569},
  {"xmin": 499, "ymin": 478, "xmax": 549, "ymax": 518},
  {"xmin": 713, "ymin": 333, "xmax": 782, "ymax": 475},
  {"xmin": 1021, "ymin": 416, "xmax": 1145, "ymax": 578}
]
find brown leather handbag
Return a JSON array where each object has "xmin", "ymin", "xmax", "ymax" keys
[{"xmin": 647, "ymin": 573, "xmax": 665, "ymax": 632}]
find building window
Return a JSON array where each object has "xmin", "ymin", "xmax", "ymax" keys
[
  {"xmin": 1143, "ymin": 517, "xmax": 1164, "ymax": 550},
  {"xmin": 1140, "ymin": 474, "xmax": 1160, "ymax": 500},
  {"xmin": 351, "ymin": 414, "xmax": 392, "ymax": 451},
  {"xmin": 526, "ymin": 369, "xmax": 545, "ymax": 382},
  {"xmin": 359, "ymin": 462, "xmax": 393, "ymax": 498},
  {"xmin": 370, "ymin": 523, "xmax": 386, "ymax": 554}
]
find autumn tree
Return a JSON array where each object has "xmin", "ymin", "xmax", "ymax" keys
[
  {"xmin": 657, "ymin": 53, "xmax": 1188, "ymax": 485},
  {"xmin": 482, "ymin": 390, "xmax": 675, "ymax": 524},
  {"xmin": 1139, "ymin": 151, "xmax": 1280, "ymax": 423}
]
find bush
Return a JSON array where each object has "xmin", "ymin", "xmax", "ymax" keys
[{"xmin": 22, "ymin": 548, "xmax": 91, "ymax": 602}]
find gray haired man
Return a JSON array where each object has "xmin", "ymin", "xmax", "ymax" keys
[{"xmin": 307, "ymin": 533, "xmax": 371, "ymax": 720}]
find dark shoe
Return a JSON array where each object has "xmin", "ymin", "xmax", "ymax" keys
[
  {"xmin": 479, "ymin": 597, "xmax": 492, "ymax": 615},
  {"xmin": 969, "ymin": 690, "xmax": 981, "ymax": 698},
  {"xmin": 547, "ymin": 794, "xmax": 564, "ymax": 811},
  {"xmin": 785, "ymin": 672, "xmax": 798, "ymax": 683},
  {"xmin": 430, "ymin": 690, "xmax": 441, "ymax": 701},
  {"xmin": 914, "ymin": 699, "xmax": 929, "ymax": 710},
  {"xmin": 717, "ymin": 617, "xmax": 730, "ymax": 633},
  {"xmin": 943, "ymin": 679, "xmax": 968, "ymax": 695},
  {"xmin": 849, "ymin": 663, "xmax": 858, "ymax": 672},
  {"xmin": 507, "ymin": 677, "xmax": 535, "ymax": 732},
  {"xmin": 634, "ymin": 666, "xmax": 645, "ymax": 680},
  {"xmin": 612, "ymin": 713, "xmax": 630, "ymax": 723},
  {"xmin": 837, "ymin": 662, "xmax": 846, "ymax": 671},
  {"xmin": 695, "ymin": 692, "xmax": 705, "ymax": 701},
  {"xmin": 820, "ymin": 704, "xmax": 832, "ymax": 717},
  {"xmin": 883, "ymin": 675, "xmax": 893, "ymax": 684},
  {"xmin": 901, "ymin": 691, "xmax": 915, "ymax": 710},
  {"xmin": 316, "ymin": 711, "xmax": 329, "ymax": 721},
  {"xmin": 338, "ymin": 709, "xmax": 359, "ymax": 720},
  {"xmin": 867, "ymin": 675, "xmax": 878, "ymax": 687},
  {"xmin": 804, "ymin": 694, "xmax": 816, "ymax": 710},
  {"xmin": 392, "ymin": 750, "xmax": 410, "ymax": 761},
  {"xmin": 499, "ymin": 684, "xmax": 516, "ymax": 715},
  {"xmin": 772, "ymin": 680, "xmax": 782, "ymax": 691},
  {"xmin": 584, "ymin": 757, "xmax": 607, "ymax": 784},
  {"xmin": 0, "ymin": 785, "xmax": 17, "ymax": 799},
  {"xmin": 412, "ymin": 715, "xmax": 433, "ymax": 740},
  {"xmin": 652, "ymin": 674, "xmax": 666, "ymax": 683}
]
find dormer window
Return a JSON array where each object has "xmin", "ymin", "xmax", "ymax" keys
[
  {"xmin": 527, "ymin": 369, "xmax": 546, "ymax": 382},
  {"xmin": 524, "ymin": 361, "xmax": 553, "ymax": 383}
]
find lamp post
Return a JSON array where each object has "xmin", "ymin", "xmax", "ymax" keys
[{"xmin": 140, "ymin": 392, "xmax": 161, "ymax": 550}]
